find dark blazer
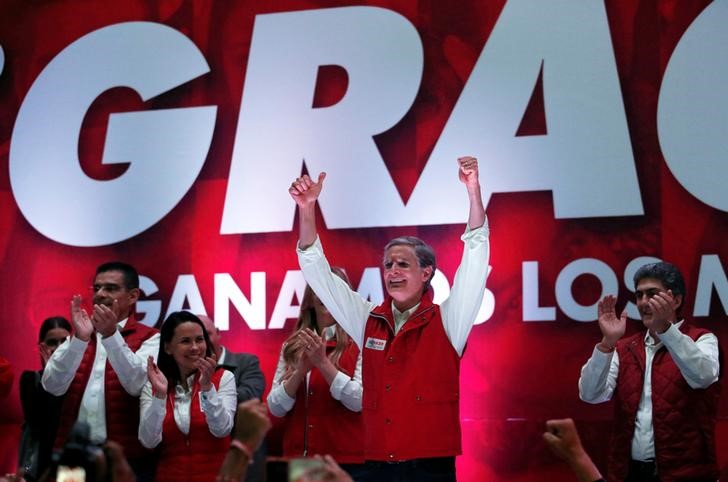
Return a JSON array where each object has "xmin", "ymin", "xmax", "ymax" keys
[
  {"xmin": 218, "ymin": 348, "xmax": 265, "ymax": 402},
  {"xmin": 218, "ymin": 348, "xmax": 266, "ymax": 482}
]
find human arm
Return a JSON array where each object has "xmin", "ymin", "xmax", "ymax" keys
[
  {"xmin": 201, "ymin": 370, "xmax": 237, "ymax": 437},
  {"xmin": 138, "ymin": 357, "xmax": 167, "ymax": 448},
  {"xmin": 595, "ymin": 295, "xmax": 627, "ymax": 352},
  {"xmin": 299, "ymin": 329, "xmax": 362, "ymax": 412},
  {"xmin": 659, "ymin": 324, "xmax": 719, "ymax": 388},
  {"xmin": 216, "ymin": 399, "xmax": 271, "ymax": 482},
  {"xmin": 232, "ymin": 354, "xmax": 265, "ymax": 402},
  {"xmin": 41, "ymin": 296, "xmax": 95, "ymax": 395},
  {"xmin": 578, "ymin": 345, "xmax": 619, "ymax": 403},
  {"xmin": 266, "ymin": 341, "xmax": 309, "ymax": 417},
  {"xmin": 543, "ymin": 419, "xmax": 603, "ymax": 482},
  {"xmin": 41, "ymin": 334, "xmax": 87, "ymax": 396},
  {"xmin": 138, "ymin": 380, "xmax": 165, "ymax": 448},
  {"xmin": 291, "ymin": 173, "xmax": 376, "ymax": 349},
  {"xmin": 439, "ymin": 158, "xmax": 490, "ymax": 355},
  {"xmin": 103, "ymin": 330, "xmax": 160, "ymax": 397}
]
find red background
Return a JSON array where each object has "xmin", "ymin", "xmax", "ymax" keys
[{"xmin": 0, "ymin": 1, "xmax": 726, "ymax": 480}]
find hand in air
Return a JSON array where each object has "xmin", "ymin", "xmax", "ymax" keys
[{"xmin": 289, "ymin": 173, "xmax": 326, "ymax": 208}]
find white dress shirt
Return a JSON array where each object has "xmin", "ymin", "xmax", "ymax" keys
[
  {"xmin": 267, "ymin": 326, "xmax": 363, "ymax": 416},
  {"xmin": 41, "ymin": 319, "xmax": 160, "ymax": 444},
  {"xmin": 578, "ymin": 320, "xmax": 720, "ymax": 461},
  {"xmin": 138, "ymin": 370, "xmax": 236, "ymax": 448},
  {"xmin": 296, "ymin": 223, "xmax": 490, "ymax": 356}
]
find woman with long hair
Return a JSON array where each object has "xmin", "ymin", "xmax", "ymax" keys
[
  {"xmin": 267, "ymin": 267, "xmax": 364, "ymax": 476},
  {"xmin": 18, "ymin": 316, "xmax": 72, "ymax": 481},
  {"xmin": 139, "ymin": 311, "xmax": 236, "ymax": 482}
]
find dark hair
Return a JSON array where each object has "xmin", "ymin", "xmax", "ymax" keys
[
  {"xmin": 383, "ymin": 236, "xmax": 437, "ymax": 292},
  {"xmin": 283, "ymin": 267, "xmax": 352, "ymax": 368},
  {"xmin": 633, "ymin": 261, "xmax": 686, "ymax": 312},
  {"xmin": 157, "ymin": 311, "xmax": 213, "ymax": 389},
  {"xmin": 38, "ymin": 316, "xmax": 72, "ymax": 343},
  {"xmin": 95, "ymin": 261, "xmax": 139, "ymax": 290}
]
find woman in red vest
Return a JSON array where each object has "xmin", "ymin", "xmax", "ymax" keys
[
  {"xmin": 267, "ymin": 267, "xmax": 365, "ymax": 479},
  {"xmin": 139, "ymin": 311, "xmax": 236, "ymax": 482}
]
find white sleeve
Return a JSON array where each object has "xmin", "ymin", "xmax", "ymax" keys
[
  {"xmin": 298, "ymin": 237, "xmax": 377, "ymax": 349},
  {"xmin": 329, "ymin": 350, "xmax": 363, "ymax": 412},
  {"xmin": 440, "ymin": 222, "xmax": 490, "ymax": 356},
  {"xmin": 578, "ymin": 346, "xmax": 619, "ymax": 404},
  {"xmin": 138, "ymin": 380, "xmax": 165, "ymax": 448},
  {"xmin": 103, "ymin": 332, "xmax": 160, "ymax": 396},
  {"xmin": 201, "ymin": 370, "xmax": 236, "ymax": 438},
  {"xmin": 41, "ymin": 336, "xmax": 87, "ymax": 396},
  {"xmin": 660, "ymin": 326, "xmax": 720, "ymax": 388},
  {"xmin": 267, "ymin": 347, "xmax": 296, "ymax": 417}
]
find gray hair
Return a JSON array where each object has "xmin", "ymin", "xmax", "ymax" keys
[{"xmin": 383, "ymin": 236, "xmax": 436, "ymax": 292}]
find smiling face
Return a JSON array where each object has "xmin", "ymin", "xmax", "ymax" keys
[
  {"xmin": 164, "ymin": 321, "xmax": 207, "ymax": 379},
  {"xmin": 383, "ymin": 245, "xmax": 433, "ymax": 311},
  {"xmin": 91, "ymin": 270, "xmax": 139, "ymax": 319},
  {"xmin": 635, "ymin": 277, "xmax": 682, "ymax": 328}
]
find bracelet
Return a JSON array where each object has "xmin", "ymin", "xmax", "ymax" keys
[{"xmin": 230, "ymin": 439, "xmax": 254, "ymax": 464}]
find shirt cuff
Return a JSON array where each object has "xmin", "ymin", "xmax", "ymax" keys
[
  {"xmin": 297, "ymin": 235, "xmax": 323, "ymax": 255},
  {"xmin": 100, "ymin": 329, "xmax": 125, "ymax": 351},
  {"xmin": 657, "ymin": 322, "xmax": 681, "ymax": 346},
  {"xmin": 329, "ymin": 371, "xmax": 349, "ymax": 400},
  {"xmin": 68, "ymin": 335, "xmax": 90, "ymax": 354},
  {"xmin": 200, "ymin": 386, "xmax": 219, "ymax": 408},
  {"xmin": 591, "ymin": 344, "xmax": 614, "ymax": 364},
  {"xmin": 462, "ymin": 218, "xmax": 489, "ymax": 241},
  {"xmin": 270, "ymin": 386, "xmax": 296, "ymax": 413}
]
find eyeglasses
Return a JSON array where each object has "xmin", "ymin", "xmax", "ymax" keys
[{"xmin": 89, "ymin": 283, "xmax": 125, "ymax": 294}]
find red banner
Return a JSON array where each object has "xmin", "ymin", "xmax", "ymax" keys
[{"xmin": 0, "ymin": 1, "xmax": 726, "ymax": 479}]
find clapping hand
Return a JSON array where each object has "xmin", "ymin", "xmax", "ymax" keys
[{"xmin": 147, "ymin": 356, "xmax": 168, "ymax": 399}]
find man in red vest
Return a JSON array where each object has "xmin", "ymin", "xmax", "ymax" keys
[
  {"xmin": 579, "ymin": 261, "xmax": 720, "ymax": 482},
  {"xmin": 289, "ymin": 157, "xmax": 490, "ymax": 481},
  {"xmin": 42, "ymin": 261, "xmax": 159, "ymax": 479}
]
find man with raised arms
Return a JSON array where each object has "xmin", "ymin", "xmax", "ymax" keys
[{"xmin": 289, "ymin": 157, "xmax": 489, "ymax": 481}]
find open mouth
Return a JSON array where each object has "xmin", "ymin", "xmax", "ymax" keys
[{"xmin": 388, "ymin": 279, "xmax": 406, "ymax": 288}]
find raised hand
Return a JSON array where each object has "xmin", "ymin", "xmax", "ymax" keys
[
  {"xmin": 216, "ymin": 399, "xmax": 272, "ymax": 482},
  {"xmin": 458, "ymin": 156, "xmax": 479, "ymax": 187},
  {"xmin": 289, "ymin": 173, "xmax": 326, "ymax": 208},
  {"xmin": 646, "ymin": 290, "xmax": 677, "ymax": 333},
  {"xmin": 198, "ymin": 354, "xmax": 218, "ymax": 391},
  {"xmin": 92, "ymin": 300, "xmax": 119, "ymax": 338},
  {"xmin": 38, "ymin": 342, "xmax": 53, "ymax": 365},
  {"xmin": 543, "ymin": 419, "xmax": 602, "ymax": 482},
  {"xmin": 147, "ymin": 356, "xmax": 168, "ymax": 399},
  {"xmin": 597, "ymin": 295, "xmax": 626, "ymax": 350},
  {"xmin": 70, "ymin": 294, "xmax": 94, "ymax": 342}
]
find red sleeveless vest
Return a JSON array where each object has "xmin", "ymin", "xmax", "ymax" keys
[
  {"xmin": 282, "ymin": 339, "xmax": 364, "ymax": 463},
  {"xmin": 608, "ymin": 323, "xmax": 720, "ymax": 482},
  {"xmin": 156, "ymin": 369, "xmax": 230, "ymax": 482},
  {"xmin": 55, "ymin": 315, "xmax": 157, "ymax": 462},
  {"xmin": 361, "ymin": 293, "xmax": 462, "ymax": 461}
]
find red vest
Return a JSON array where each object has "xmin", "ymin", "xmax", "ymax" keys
[
  {"xmin": 362, "ymin": 293, "xmax": 461, "ymax": 461},
  {"xmin": 55, "ymin": 315, "xmax": 157, "ymax": 462},
  {"xmin": 156, "ymin": 369, "xmax": 229, "ymax": 482},
  {"xmin": 283, "ymin": 339, "xmax": 364, "ymax": 463},
  {"xmin": 608, "ymin": 323, "xmax": 720, "ymax": 482}
]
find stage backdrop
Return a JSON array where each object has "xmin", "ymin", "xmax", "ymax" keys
[{"xmin": 1, "ymin": 1, "xmax": 726, "ymax": 479}]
